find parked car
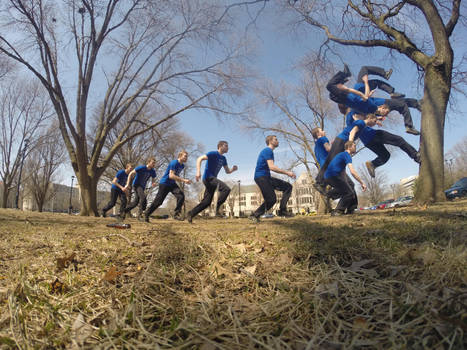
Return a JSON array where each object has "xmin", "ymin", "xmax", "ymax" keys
[
  {"xmin": 376, "ymin": 199, "xmax": 395, "ymax": 209},
  {"xmin": 387, "ymin": 196, "xmax": 413, "ymax": 208},
  {"xmin": 445, "ymin": 177, "xmax": 467, "ymax": 200}
]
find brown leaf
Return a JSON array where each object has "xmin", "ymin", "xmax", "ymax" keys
[
  {"xmin": 102, "ymin": 266, "xmax": 122, "ymax": 282},
  {"xmin": 56, "ymin": 252, "xmax": 76, "ymax": 270},
  {"xmin": 50, "ymin": 278, "xmax": 66, "ymax": 294},
  {"xmin": 353, "ymin": 317, "xmax": 369, "ymax": 330}
]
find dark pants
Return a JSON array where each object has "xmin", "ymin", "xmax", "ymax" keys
[
  {"xmin": 189, "ymin": 177, "xmax": 230, "ymax": 218},
  {"xmin": 252, "ymin": 176, "xmax": 293, "ymax": 218},
  {"xmin": 356, "ymin": 66, "xmax": 395, "ymax": 95},
  {"xmin": 382, "ymin": 98, "xmax": 415, "ymax": 128},
  {"xmin": 366, "ymin": 130, "xmax": 418, "ymax": 168},
  {"xmin": 327, "ymin": 71, "xmax": 350, "ymax": 104},
  {"xmin": 145, "ymin": 183, "xmax": 184, "ymax": 217},
  {"xmin": 324, "ymin": 172, "xmax": 358, "ymax": 213},
  {"xmin": 102, "ymin": 188, "xmax": 127, "ymax": 215},
  {"xmin": 316, "ymin": 137, "xmax": 346, "ymax": 184},
  {"xmin": 124, "ymin": 185, "xmax": 147, "ymax": 215}
]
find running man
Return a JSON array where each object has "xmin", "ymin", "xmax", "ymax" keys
[
  {"xmin": 324, "ymin": 141, "xmax": 366, "ymax": 216},
  {"xmin": 312, "ymin": 127, "xmax": 331, "ymax": 169},
  {"xmin": 249, "ymin": 135, "xmax": 296, "ymax": 223},
  {"xmin": 144, "ymin": 151, "xmax": 192, "ymax": 223},
  {"xmin": 121, "ymin": 157, "xmax": 157, "ymax": 220},
  {"xmin": 101, "ymin": 163, "xmax": 133, "ymax": 218},
  {"xmin": 186, "ymin": 141, "xmax": 238, "ymax": 223}
]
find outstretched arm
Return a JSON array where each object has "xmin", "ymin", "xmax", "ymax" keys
[
  {"xmin": 223, "ymin": 165, "xmax": 238, "ymax": 174},
  {"xmin": 266, "ymin": 159, "xmax": 296, "ymax": 179},
  {"xmin": 169, "ymin": 170, "xmax": 192, "ymax": 184},
  {"xmin": 348, "ymin": 164, "xmax": 366, "ymax": 191}
]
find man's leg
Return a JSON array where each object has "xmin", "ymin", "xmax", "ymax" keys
[
  {"xmin": 102, "ymin": 188, "xmax": 119, "ymax": 216},
  {"xmin": 270, "ymin": 177, "xmax": 293, "ymax": 215},
  {"xmin": 374, "ymin": 130, "xmax": 420, "ymax": 163},
  {"xmin": 188, "ymin": 178, "xmax": 217, "ymax": 219},
  {"xmin": 326, "ymin": 69, "xmax": 352, "ymax": 103},
  {"xmin": 145, "ymin": 184, "xmax": 171, "ymax": 219},
  {"xmin": 357, "ymin": 66, "xmax": 390, "ymax": 83},
  {"xmin": 383, "ymin": 98, "xmax": 419, "ymax": 134},
  {"xmin": 252, "ymin": 176, "xmax": 277, "ymax": 219},
  {"xmin": 118, "ymin": 192, "xmax": 127, "ymax": 216},
  {"xmin": 124, "ymin": 186, "xmax": 142, "ymax": 214},
  {"xmin": 215, "ymin": 179, "xmax": 231, "ymax": 214},
  {"xmin": 170, "ymin": 185, "xmax": 185, "ymax": 218},
  {"xmin": 325, "ymin": 174, "xmax": 355, "ymax": 214}
]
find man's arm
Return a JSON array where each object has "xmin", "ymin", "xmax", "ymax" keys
[
  {"xmin": 348, "ymin": 163, "xmax": 366, "ymax": 191},
  {"xmin": 348, "ymin": 125, "xmax": 361, "ymax": 142},
  {"xmin": 195, "ymin": 155, "xmax": 208, "ymax": 182},
  {"xmin": 323, "ymin": 141, "xmax": 331, "ymax": 152},
  {"xmin": 266, "ymin": 159, "xmax": 296, "ymax": 179},
  {"xmin": 124, "ymin": 170, "xmax": 136, "ymax": 188},
  {"xmin": 112, "ymin": 176, "xmax": 126, "ymax": 191},
  {"xmin": 169, "ymin": 170, "xmax": 192, "ymax": 184},
  {"xmin": 223, "ymin": 165, "xmax": 238, "ymax": 174}
]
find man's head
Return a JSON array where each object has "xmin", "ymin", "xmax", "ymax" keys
[
  {"xmin": 178, "ymin": 150, "xmax": 188, "ymax": 163},
  {"xmin": 311, "ymin": 127, "xmax": 325, "ymax": 140},
  {"xmin": 217, "ymin": 141, "xmax": 229, "ymax": 154},
  {"xmin": 266, "ymin": 135, "xmax": 279, "ymax": 148},
  {"xmin": 125, "ymin": 163, "xmax": 133, "ymax": 173},
  {"xmin": 376, "ymin": 104, "xmax": 390, "ymax": 116},
  {"xmin": 365, "ymin": 114, "xmax": 378, "ymax": 127},
  {"xmin": 344, "ymin": 140, "xmax": 356, "ymax": 155},
  {"xmin": 147, "ymin": 157, "xmax": 156, "ymax": 169}
]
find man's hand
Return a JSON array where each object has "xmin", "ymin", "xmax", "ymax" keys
[
  {"xmin": 232, "ymin": 165, "xmax": 238, "ymax": 172},
  {"xmin": 288, "ymin": 171, "xmax": 296, "ymax": 179},
  {"xmin": 195, "ymin": 173, "xmax": 201, "ymax": 182},
  {"xmin": 184, "ymin": 179, "xmax": 192, "ymax": 184},
  {"xmin": 361, "ymin": 183, "xmax": 367, "ymax": 191}
]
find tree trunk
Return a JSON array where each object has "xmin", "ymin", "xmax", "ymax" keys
[
  {"xmin": 417, "ymin": 64, "xmax": 451, "ymax": 203},
  {"xmin": 1, "ymin": 187, "xmax": 8, "ymax": 208},
  {"xmin": 77, "ymin": 175, "xmax": 99, "ymax": 216}
]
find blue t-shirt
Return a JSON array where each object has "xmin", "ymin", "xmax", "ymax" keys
[
  {"xmin": 345, "ymin": 110, "xmax": 357, "ymax": 127},
  {"xmin": 203, "ymin": 151, "xmax": 227, "ymax": 180},
  {"xmin": 132, "ymin": 165, "xmax": 157, "ymax": 188},
  {"xmin": 359, "ymin": 127, "xmax": 377, "ymax": 145},
  {"xmin": 345, "ymin": 93, "xmax": 378, "ymax": 114},
  {"xmin": 160, "ymin": 159, "xmax": 184, "ymax": 186},
  {"xmin": 111, "ymin": 169, "xmax": 128, "ymax": 192},
  {"xmin": 324, "ymin": 151, "xmax": 352, "ymax": 179},
  {"xmin": 254, "ymin": 147, "xmax": 274, "ymax": 179},
  {"xmin": 337, "ymin": 119, "xmax": 365, "ymax": 141},
  {"xmin": 314, "ymin": 136, "xmax": 329, "ymax": 167}
]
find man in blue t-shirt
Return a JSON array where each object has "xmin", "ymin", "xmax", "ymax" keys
[
  {"xmin": 249, "ymin": 135, "xmax": 296, "ymax": 223},
  {"xmin": 186, "ymin": 141, "xmax": 238, "ymax": 223},
  {"xmin": 312, "ymin": 127, "xmax": 331, "ymax": 168},
  {"xmin": 144, "ymin": 151, "xmax": 192, "ymax": 222},
  {"xmin": 324, "ymin": 141, "xmax": 366, "ymax": 216},
  {"xmin": 121, "ymin": 157, "xmax": 157, "ymax": 220},
  {"xmin": 326, "ymin": 65, "xmax": 421, "ymax": 135},
  {"xmin": 101, "ymin": 163, "xmax": 133, "ymax": 217}
]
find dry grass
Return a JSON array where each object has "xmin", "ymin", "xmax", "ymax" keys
[{"xmin": 0, "ymin": 200, "xmax": 466, "ymax": 349}]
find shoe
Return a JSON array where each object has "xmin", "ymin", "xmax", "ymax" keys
[
  {"xmin": 390, "ymin": 92, "xmax": 405, "ymax": 98},
  {"xmin": 248, "ymin": 215, "xmax": 260, "ymax": 224},
  {"xmin": 144, "ymin": 216, "xmax": 150, "ymax": 223},
  {"xmin": 331, "ymin": 210, "xmax": 345, "ymax": 217},
  {"xmin": 173, "ymin": 213, "xmax": 184, "ymax": 221},
  {"xmin": 186, "ymin": 212, "xmax": 193, "ymax": 224},
  {"xmin": 117, "ymin": 212, "xmax": 126, "ymax": 222},
  {"xmin": 343, "ymin": 63, "xmax": 351, "ymax": 77},
  {"xmin": 414, "ymin": 151, "xmax": 421, "ymax": 164},
  {"xmin": 313, "ymin": 182, "xmax": 327, "ymax": 196},
  {"xmin": 345, "ymin": 209, "xmax": 355, "ymax": 215},
  {"xmin": 384, "ymin": 68, "xmax": 393, "ymax": 80},
  {"xmin": 406, "ymin": 126, "xmax": 420, "ymax": 135},
  {"xmin": 366, "ymin": 161, "xmax": 375, "ymax": 178},
  {"xmin": 101, "ymin": 211, "xmax": 106, "ymax": 218},
  {"xmin": 416, "ymin": 99, "xmax": 423, "ymax": 112},
  {"xmin": 215, "ymin": 212, "xmax": 227, "ymax": 219},
  {"xmin": 278, "ymin": 211, "xmax": 294, "ymax": 218}
]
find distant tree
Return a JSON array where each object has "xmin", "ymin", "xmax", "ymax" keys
[
  {"xmin": 445, "ymin": 136, "xmax": 467, "ymax": 185},
  {"xmin": 358, "ymin": 165, "xmax": 389, "ymax": 206},
  {"xmin": 24, "ymin": 122, "xmax": 66, "ymax": 212},
  {"xmin": 0, "ymin": 79, "xmax": 53, "ymax": 208}
]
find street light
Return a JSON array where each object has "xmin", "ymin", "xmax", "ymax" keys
[
  {"xmin": 15, "ymin": 138, "xmax": 29, "ymax": 209},
  {"xmin": 68, "ymin": 175, "xmax": 75, "ymax": 214},
  {"xmin": 238, "ymin": 180, "xmax": 241, "ymax": 217}
]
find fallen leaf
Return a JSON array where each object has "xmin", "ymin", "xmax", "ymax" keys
[
  {"xmin": 353, "ymin": 317, "xmax": 369, "ymax": 330},
  {"xmin": 102, "ymin": 266, "xmax": 122, "ymax": 282},
  {"xmin": 71, "ymin": 313, "xmax": 93, "ymax": 348},
  {"xmin": 243, "ymin": 265, "xmax": 257, "ymax": 275},
  {"xmin": 233, "ymin": 243, "xmax": 246, "ymax": 254},
  {"xmin": 348, "ymin": 259, "xmax": 373, "ymax": 271},
  {"xmin": 315, "ymin": 281, "xmax": 338, "ymax": 297},
  {"xmin": 50, "ymin": 278, "xmax": 66, "ymax": 294},
  {"xmin": 56, "ymin": 252, "xmax": 76, "ymax": 271}
]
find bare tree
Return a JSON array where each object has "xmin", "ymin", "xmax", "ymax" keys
[
  {"xmin": 284, "ymin": 0, "xmax": 465, "ymax": 203},
  {"xmin": 358, "ymin": 165, "xmax": 389, "ymax": 206},
  {"xmin": 0, "ymin": 79, "xmax": 53, "ymax": 208},
  {"xmin": 0, "ymin": 0, "xmax": 266, "ymax": 215},
  {"xmin": 24, "ymin": 122, "xmax": 66, "ymax": 212},
  {"xmin": 445, "ymin": 135, "xmax": 467, "ymax": 185}
]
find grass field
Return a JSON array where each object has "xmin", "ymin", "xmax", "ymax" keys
[{"xmin": 1, "ymin": 200, "xmax": 466, "ymax": 349}]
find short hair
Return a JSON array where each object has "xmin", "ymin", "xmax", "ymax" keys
[
  {"xmin": 311, "ymin": 127, "xmax": 321, "ymax": 140},
  {"xmin": 365, "ymin": 113, "xmax": 377, "ymax": 120},
  {"xmin": 125, "ymin": 163, "xmax": 133, "ymax": 169},
  {"xmin": 217, "ymin": 140, "xmax": 228, "ymax": 149},
  {"xmin": 178, "ymin": 150, "xmax": 188, "ymax": 158},
  {"xmin": 344, "ymin": 141, "xmax": 355, "ymax": 150},
  {"xmin": 338, "ymin": 103, "xmax": 348, "ymax": 115},
  {"xmin": 265, "ymin": 135, "xmax": 276, "ymax": 145},
  {"xmin": 147, "ymin": 157, "xmax": 156, "ymax": 164}
]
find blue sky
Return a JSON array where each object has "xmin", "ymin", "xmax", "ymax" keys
[{"xmin": 178, "ymin": 4, "xmax": 466, "ymax": 187}]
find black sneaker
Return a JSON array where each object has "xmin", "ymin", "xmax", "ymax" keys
[
  {"xmin": 144, "ymin": 216, "xmax": 150, "ymax": 223},
  {"xmin": 278, "ymin": 211, "xmax": 294, "ymax": 218},
  {"xmin": 416, "ymin": 99, "xmax": 423, "ymax": 112},
  {"xmin": 366, "ymin": 161, "xmax": 375, "ymax": 178},
  {"xmin": 414, "ymin": 151, "xmax": 421, "ymax": 164},
  {"xmin": 384, "ymin": 68, "xmax": 393, "ymax": 80},
  {"xmin": 405, "ymin": 126, "xmax": 420, "ymax": 135},
  {"xmin": 313, "ymin": 182, "xmax": 327, "ymax": 196},
  {"xmin": 117, "ymin": 212, "xmax": 126, "ymax": 222},
  {"xmin": 343, "ymin": 63, "xmax": 351, "ymax": 77},
  {"xmin": 173, "ymin": 213, "xmax": 184, "ymax": 221},
  {"xmin": 101, "ymin": 211, "xmax": 106, "ymax": 218},
  {"xmin": 331, "ymin": 210, "xmax": 345, "ymax": 217},
  {"xmin": 215, "ymin": 212, "xmax": 227, "ymax": 219},
  {"xmin": 186, "ymin": 212, "xmax": 193, "ymax": 224},
  {"xmin": 248, "ymin": 215, "xmax": 260, "ymax": 224},
  {"xmin": 390, "ymin": 92, "xmax": 405, "ymax": 98}
]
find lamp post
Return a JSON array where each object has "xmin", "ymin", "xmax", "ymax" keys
[
  {"xmin": 68, "ymin": 175, "xmax": 75, "ymax": 214},
  {"xmin": 237, "ymin": 180, "xmax": 241, "ymax": 217},
  {"xmin": 15, "ymin": 138, "xmax": 29, "ymax": 209}
]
